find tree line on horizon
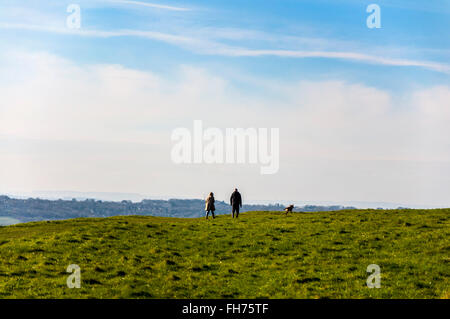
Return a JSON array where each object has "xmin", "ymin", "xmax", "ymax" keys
[{"xmin": 0, "ymin": 195, "xmax": 357, "ymax": 223}]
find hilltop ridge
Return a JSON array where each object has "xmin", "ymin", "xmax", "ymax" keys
[{"xmin": 0, "ymin": 209, "xmax": 448, "ymax": 298}]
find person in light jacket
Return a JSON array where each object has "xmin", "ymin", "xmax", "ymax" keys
[{"xmin": 205, "ymin": 192, "xmax": 216, "ymax": 219}]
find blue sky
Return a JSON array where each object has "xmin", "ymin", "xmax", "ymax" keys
[
  {"xmin": 1, "ymin": 0, "xmax": 449, "ymax": 90},
  {"xmin": 0, "ymin": 1, "xmax": 449, "ymax": 206}
]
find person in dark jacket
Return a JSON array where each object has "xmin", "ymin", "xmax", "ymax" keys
[
  {"xmin": 205, "ymin": 192, "xmax": 215, "ymax": 219},
  {"xmin": 230, "ymin": 188, "xmax": 242, "ymax": 218}
]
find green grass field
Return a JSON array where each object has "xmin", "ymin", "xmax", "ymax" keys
[{"xmin": 0, "ymin": 209, "xmax": 448, "ymax": 299}]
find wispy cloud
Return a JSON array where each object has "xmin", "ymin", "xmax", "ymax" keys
[
  {"xmin": 108, "ymin": 0, "xmax": 190, "ymax": 11},
  {"xmin": 1, "ymin": 22, "xmax": 449, "ymax": 74},
  {"xmin": 218, "ymin": 49, "xmax": 450, "ymax": 74}
]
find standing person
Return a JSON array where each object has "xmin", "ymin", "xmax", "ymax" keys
[
  {"xmin": 230, "ymin": 188, "xmax": 242, "ymax": 218},
  {"xmin": 205, "ymin": 192, "xmax": 216, "ymax": 219}
]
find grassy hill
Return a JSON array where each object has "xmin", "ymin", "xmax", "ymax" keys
[{"xmin": 0, "ymin": 209, "xmax": 448, "ymax": 298}]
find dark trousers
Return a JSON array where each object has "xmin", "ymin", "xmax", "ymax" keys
[
  {"xmin": 206, "ymin": 210, "xmax": 215, "ymax": 218},
  {"xmin": 231, "ymin": 206, "xmax": 240, "ymax": 218}
]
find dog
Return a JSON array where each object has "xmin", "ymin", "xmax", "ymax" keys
[{"xmin": 284, "ymin": 204, "xmax": 294, "ymax": 215}]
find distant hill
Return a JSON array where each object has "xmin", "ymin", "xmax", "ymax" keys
[{"xmin": 0, "ymin": 195, "xmax": 356, "ymax": 223}]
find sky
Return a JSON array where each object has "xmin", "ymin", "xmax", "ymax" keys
[{"xmin": 0, "ymin": 0, "xmax": 449, "ymax": 207}]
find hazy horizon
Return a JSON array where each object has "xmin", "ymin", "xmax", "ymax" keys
[{"xmin": 2, "ymin": 190, "xmax": 447, "ymax": 209}]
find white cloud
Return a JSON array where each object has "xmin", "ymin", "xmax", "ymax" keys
[{"xmin": 0, "ymin": 51, "xmax": 449, "ymax": 205}]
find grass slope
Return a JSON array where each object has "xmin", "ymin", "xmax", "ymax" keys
[{"xmin": 0, "ymin": 209, "xmax": 448, "ymax": 298}]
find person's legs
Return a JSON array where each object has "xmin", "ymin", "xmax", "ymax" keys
[
  {"xmin": 212, "ymin": 211, "xmax": 215, "ymax": 219},
  {"xmin": 232, "ymin": 206, "xmax": 239, "ymax": 218},
  {"xmin": 231, "ymin": 207, "xmax": 236, "ymax": 218},
  {"xmin": 206, "ymin": 210, "xmax": 209, "ymax": 219}
]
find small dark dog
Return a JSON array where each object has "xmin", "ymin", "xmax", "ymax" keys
[{"xmin": 284, "ymin": 204, "xmax": 294, "ymax": 215}]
